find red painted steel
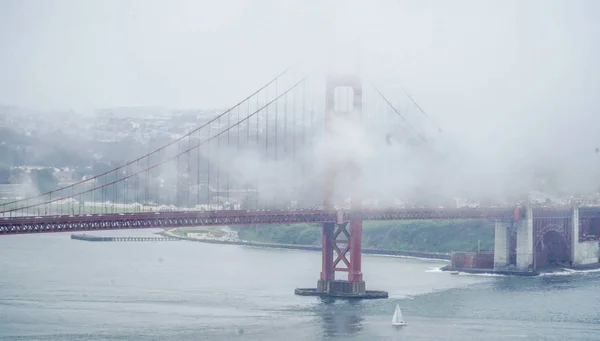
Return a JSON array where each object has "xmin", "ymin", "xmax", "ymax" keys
[
  {"xmin": 348, "ymin": 216, "xmax": 363, "ymax": 282},
  {"xmin": 0, "ymin": 207, "xmax": 521, "ymax": 235},
  {"xmin": 464, "ymin": 254, "xmax": 473, "ymax": 268},
  {"xmin": 332, "ymin": 222, "xmax": 351, "ymax": 275},
  {"xmin": 451, "ymin": 251, "xmax": 494, "ymax": 269},
  {"xmin": 320, "ymin": 222, "xmax": 334, "ymax": 281}
]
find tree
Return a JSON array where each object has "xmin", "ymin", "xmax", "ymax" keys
[
  {"xmin": 0, "ymin": 145, "xmax": 22, "ymax": 166},
  {"xmin": 35, "ymin": 148, "xmax": 87, "ymax": 168},
  {"xmin": 0, "ymin": 165, "xmax": 9, "ymax": 184},
  {"xmin": 30, "ymin": 168, "xmax": 58, "ymax": 194},
  {"xmin": 72, "ymin": 167, "xmax": 88, "ymax": 181}
]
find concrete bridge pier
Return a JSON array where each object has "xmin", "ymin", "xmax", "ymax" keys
[
  {"xmin": 498, "ymin": 206, "xmax": 600, "ymax": 272},
  {"xmin": 571, "ymin": 207, "xmax": 600, "ymax": 266},
  {"xmin": 493, "ymin": 220, "xmax": 510, "ymax": 270},
  {"xmin": 493, "ymin": 207, "xmax": 534, "ymax": 272},
  {"xmin": 516, "ymin": 207, "xmax": 534, "ymax": 271}
]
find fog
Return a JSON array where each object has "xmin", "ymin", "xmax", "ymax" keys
[{"xmin": 1, "ymin": 0, "xmax": 599, "ymax": 207}]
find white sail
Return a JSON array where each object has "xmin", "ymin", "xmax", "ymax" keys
[{"xmin": 392, "ymin": 304, "xmax": 406, "ymax": 326}]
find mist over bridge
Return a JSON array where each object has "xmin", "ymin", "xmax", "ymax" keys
[{"xmin": 1, "ymin": 67, "xmax": 599, "ymax": 298}]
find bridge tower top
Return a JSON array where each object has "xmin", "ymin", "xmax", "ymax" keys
[
  {"xmin": 322, "ymin": 73, "xmax": 364, "ymax": 210},
  {"xmin": 325, "ymin": 74, "xmax": 363, "ymax": 123}
]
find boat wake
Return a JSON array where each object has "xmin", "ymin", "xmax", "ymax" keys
[
  {"xmin": 424, "ymin": 267, "xmax": 443, "ymax": 273},
  {"xmin": 539, "ymin": 267, "xmax": 600, "ymax": 276},
  {"xmin": 450, "ymin": 272, "xmax": 507, "ymax": 277}
]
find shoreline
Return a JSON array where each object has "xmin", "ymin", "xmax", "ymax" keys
[
  {"xmin": 159, "ymin": 228, "xmax": 600, "ymax": 275},
  {"xmin": 158, "ymin": 229, "xmax": 451, "ymax": 261},
  {"xmin": 440, "ymin": 262, "xmax": 600, "ymax": 276}
]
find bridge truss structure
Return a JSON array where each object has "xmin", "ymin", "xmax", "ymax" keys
[{"xmin": 0, "ymin": 65, "xmax": 564, "ymax": 298}]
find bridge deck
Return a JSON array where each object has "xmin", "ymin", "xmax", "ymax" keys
[{"xmin": 0, "ymin": 208, "xmax": 519, "ymax": 235}]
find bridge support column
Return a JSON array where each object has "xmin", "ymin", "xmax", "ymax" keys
[
  {"xmin": 348, "ymin": 216, "xmax": 363, "ymax": 283},
  {"xmin": 516, "ymin": 207, "xmax": 534, "ymax": 271},
  {"xmin": 296, "ymin": 213, "xmax": 386, "ymax": 299},
  {"xmin": 318, "ymin": 222, "xmax": 335, "ymax": 288},
  {"xmin": 493, "ymin": 220, "xmax": 510, "ymax": 270},
  {"xmin": 571, "ymin": 207, "xmax": 600, "ymax": 266},
  {"xmin": 294, "ymin": 72, "xmax": 387, "ymax": 299},
  {"xmin": 316, "ymin": 219, "xmax": 365, "ymax": 295}
]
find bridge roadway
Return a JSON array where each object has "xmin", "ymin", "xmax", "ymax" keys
[{"xmin": 0, "ymin": 207, "xmax": 520, "ymax": 235}]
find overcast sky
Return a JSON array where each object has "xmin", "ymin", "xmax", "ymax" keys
[
  {"xmin": 0, "ymin": 0, "xmax": 596, "ymax": 111},
  {"xmin": 1, "ymin": 0, "xmax": 599, "ymax": 193}
]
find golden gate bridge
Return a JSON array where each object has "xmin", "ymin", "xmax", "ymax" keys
[{"xmin": 1, "ymin": 66, "xmax": 599, "ymax": 298}]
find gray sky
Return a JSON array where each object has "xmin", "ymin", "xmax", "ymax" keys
[
  {"xmin": 1, "ymin": 0, "xmax": 599, "ymax": 196},
  {"xmin": 1, "ymin": 0, "xmax": 597, "ymax": 112}
]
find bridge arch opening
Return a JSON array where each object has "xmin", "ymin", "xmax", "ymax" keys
[
  {"xmin": 535, "ymin": 229, "xmax": 571, "ymax": 268},
  {"xmin": 333, "ymin": 86, "xmax": 355, "ymax": 113}
]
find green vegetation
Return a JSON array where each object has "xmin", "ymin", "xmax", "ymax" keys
[
  {"xmin": 170, "ymin": 226, "xmax": 226, "ymax": 238},
  {"xmin": 30, "ymin": 168, "xmax": 59, "ymax": 193},
  {"xmin": 233, "ymin": 223, "xmax": 321, "ymax": 245},
  {"xmin": 0, "ymin": 166, "xmax": 9, "ymax": 184},
  {"xmin": 0, "ymin": 127, "xmax": 93, "ymax": 168},
  {"xmin": 232, "ymin": 220, "xmax": 494, "ymax": 253}
]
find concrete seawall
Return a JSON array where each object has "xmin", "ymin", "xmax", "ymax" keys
[
  {"xmin": 72, "ymin": 234, "xmax": 179, "ymax": 242},
  {"xmin": 158, "ymin": 231, "xmax": 451, "ymax": 260}
]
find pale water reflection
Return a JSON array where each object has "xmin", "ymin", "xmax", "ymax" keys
[{"xmin": 1, "ymin": 229, "xmax": 599, "ymax": 340}]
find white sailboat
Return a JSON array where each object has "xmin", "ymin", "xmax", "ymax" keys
[{"xmin": 392, "ymin": 304, "xmax": 407, "ymax": 326}]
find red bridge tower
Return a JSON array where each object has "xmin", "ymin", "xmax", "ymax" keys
[{"xmin": 295, "ymin": 74, "xmax": 388, "ymax": 299}]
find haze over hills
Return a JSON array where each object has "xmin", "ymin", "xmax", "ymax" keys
[
  {"xmin": 0, "ymin": 105, "xmax": 223, "ymax": 163},
  {"xmin": 0, "ymin": 105, "xmax": 222, "ymax": 198},
  {"xmin": 1, "ymin": 101, "xmax": 599, "ymax": 208},
  {"xmin": 1, "ymin": 1, "xmax": 599, "ymax": 208}
]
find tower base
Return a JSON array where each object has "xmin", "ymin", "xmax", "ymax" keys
[{"xmin": 294, "ymin": 280, "xmax": 388, "ymax": 299}]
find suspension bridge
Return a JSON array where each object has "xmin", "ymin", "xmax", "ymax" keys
[{"xmin": 1, "ymin": 67, "xmax": 599, "ymax": 298}]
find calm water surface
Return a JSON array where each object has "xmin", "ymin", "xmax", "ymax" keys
[{"xmin": 1, "ymin": 229, "xmax": 599, "ymax": 340}]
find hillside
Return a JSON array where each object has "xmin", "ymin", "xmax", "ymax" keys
[{"xmin": 231, "ymin": 219, "xmax": 494, "ymax": 253}]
